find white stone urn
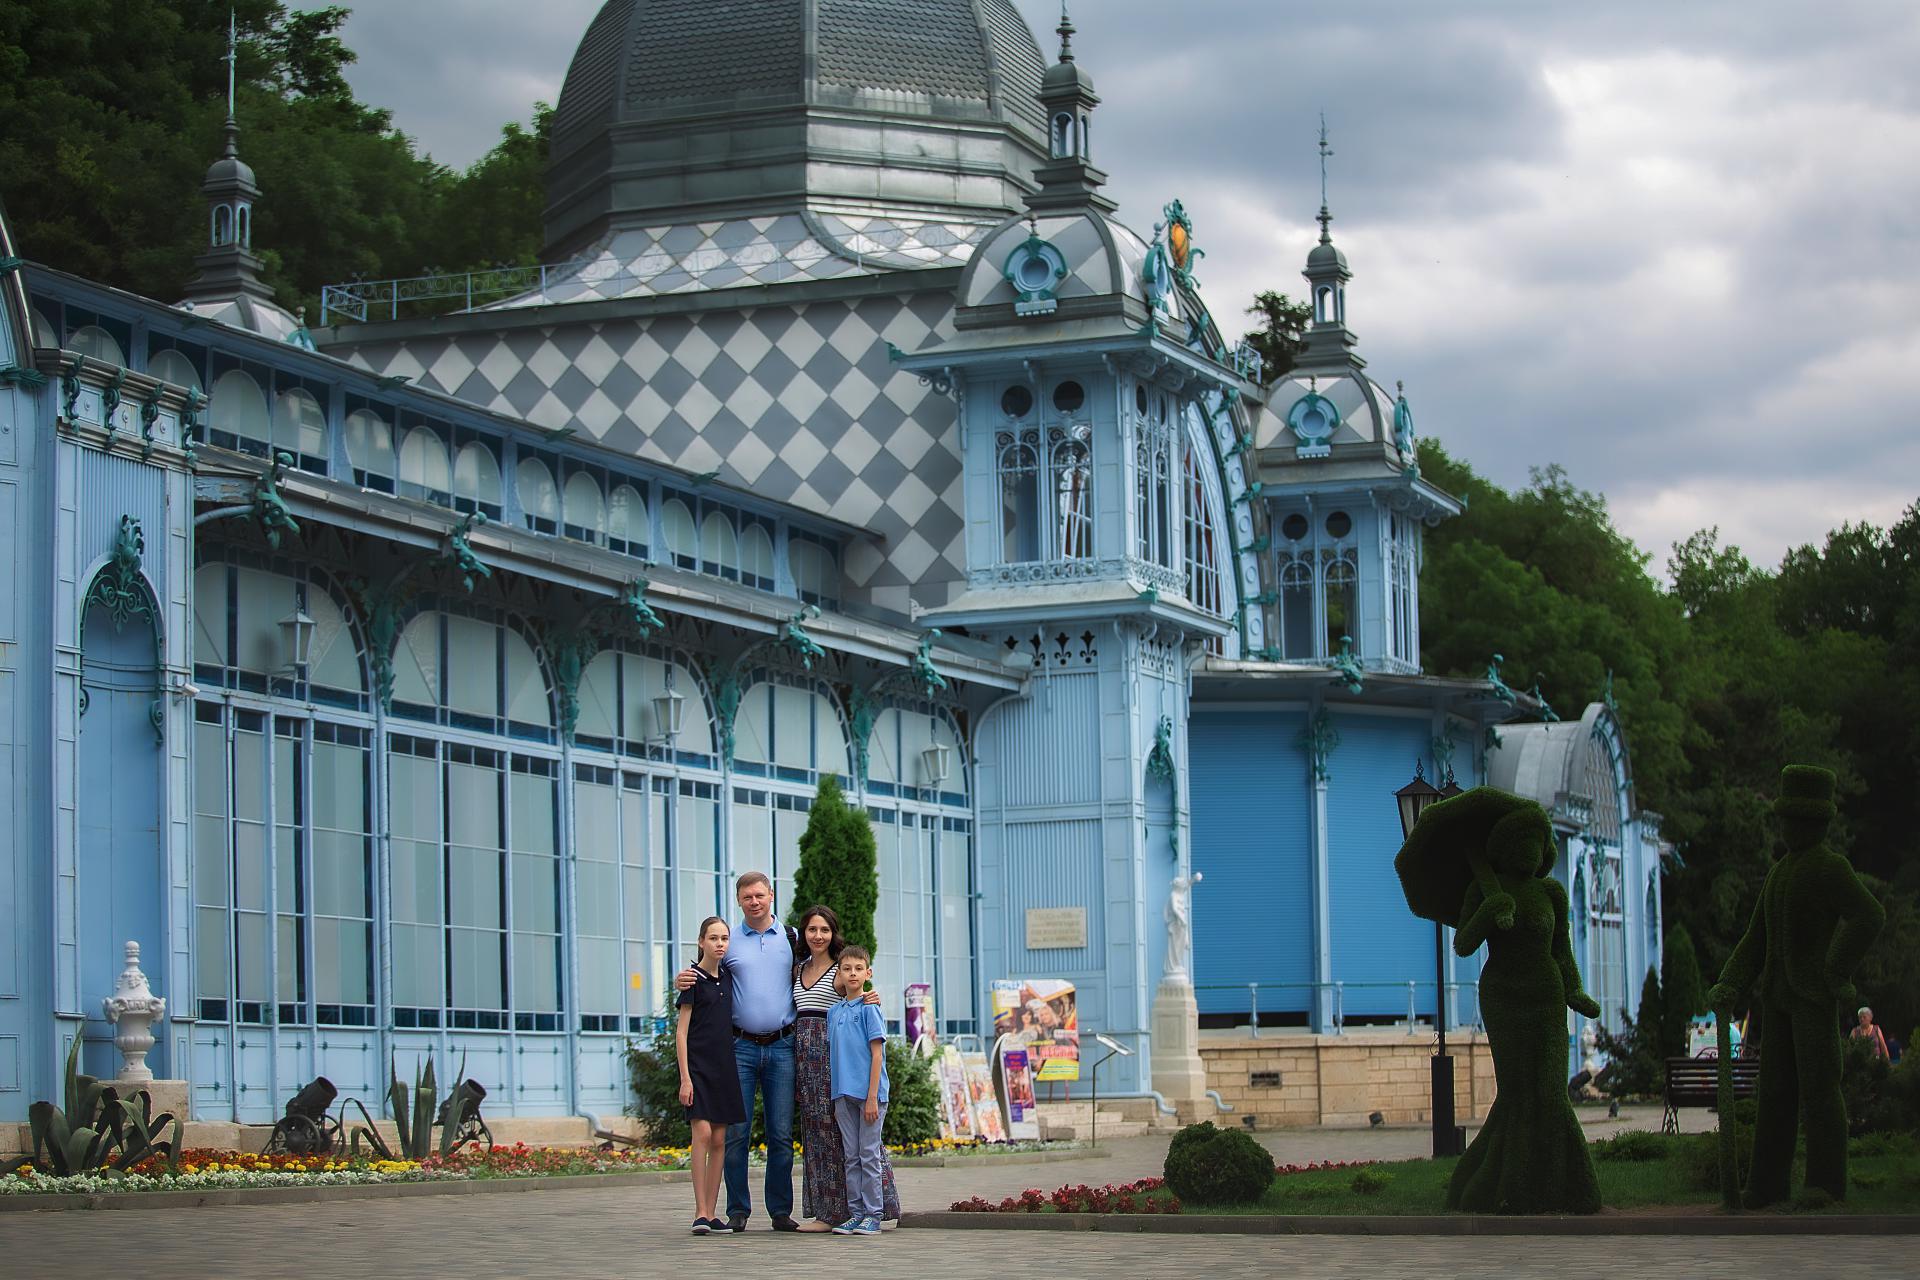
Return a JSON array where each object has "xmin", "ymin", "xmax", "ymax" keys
[{"xmin": 102, "ymin": 940, "xmax": 166, "ymax": 1083}]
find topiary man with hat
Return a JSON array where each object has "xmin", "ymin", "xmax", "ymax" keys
[{"xmin": 1706, "ymin": 764, "xmax": 1884, "ymax": 1206}]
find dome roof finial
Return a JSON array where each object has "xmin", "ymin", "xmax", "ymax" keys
[
  {"xmin": 1317, "ymin": 112, "xmax": 1334, "ymax": 245},
  {"xmin": 1057, "ymin": 3, "xmax": 1075, "ymax": 62}
]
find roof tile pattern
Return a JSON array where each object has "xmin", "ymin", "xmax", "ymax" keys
[
  {"xmin": 623, "ymin": 0, "xmax": 805, "ymax": 111},
  {"xmin": 817, "ymin": 0, "xmax": 990, "ymax": 98},
  {"xmin": 336, "ymin": 294, "xmax": 967, "ymax": 613}
]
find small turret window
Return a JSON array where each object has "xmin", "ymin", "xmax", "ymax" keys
[
  {"xmin": 213, "ymin": 205, "xmax": 233, "ymax": 248},
  {"xmin": 1323, "ymin": 554, "xmax": 1358, "ymax": 658},
  {"xmin": 996, "ymin": 428, "xmax": 1041, "ymax": 563},
  {"xmin": 1052, "ymin": 380, "xmax": 1086, "ymax": 414},
  {"xmin": 1050, "ymin": 422, "xmax": 1093, "ymax": 560},
  {"xmin": 236, "ymin": 204, "xmax": 251, "ymax": 249},
  {"xmin": 1315, "ymin": 286, "xmax": 1334, "ymax": 324},
  {"xmin": 1326, "ymin": 510, "xmax": 1352, "ymax": 540},
  {"xmin": 1050, "ymin": 112, "xmax": 1075, "ymax": 159},
  {"xmin": 1281, "ymin": 513, "xmax": 1309, "ymax": 542},
  {"xmin": 1001, "ymin": 384, "xmax": 1033, "ymax": 419}
]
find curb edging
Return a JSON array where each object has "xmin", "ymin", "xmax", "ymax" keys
[{"xmin": 901, "ymin": 1210, "xmax": 1920, "ymax": 1237}]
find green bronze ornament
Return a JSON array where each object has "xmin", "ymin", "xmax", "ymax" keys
[
  {"xmin": 1146, "ymin": 715, "xmax": 1177, "ymax": 783},
  {"xmin": 60, "ymin": 367, "xmax": 81, "ymax": 423},
  {"xmin": 351, "ymin": 578, "xmax": 411, "ymax": 711},
  {"xmin": 84, "ymin": 516, "xmax": 159, "ymax": 639},
  {"xmin": 1485, "ymin": 653, "xmax": 1516, "ymax": 706},
  {"xmin": 779, "ymin": 605, "xmax": 826, "ymax": 670},
  {"xmin": 707, "ymin": 663, "xmax": 742, "ymax": 766},
  {"xmin": 910, "ymin": 628, "xmax": 947, "ymax": 697},
  {"xmin": 101, "ymin": 366, "xmax": 127, "ymax": 429},
  {"xmin": 252, "ymin": 451, "xmax": 301, "ymax": 550},
  {"xmin": 139, "ymin": 387, "xmax": 163, "ymax": 457},
  {"xmin": 443, "ymin": 512, "xmax": 491, "ymax": 594},
  {"xmin": 1297, "ymin": 708, "xmax": 1340, "ymax": 782},
  {"xmin": 1329, "ymin": 635, "xmax": 1364, "ymax": 695}
]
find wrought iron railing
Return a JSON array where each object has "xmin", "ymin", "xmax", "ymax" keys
[{"xmin": 1190, "ymin": 980, "xmax": 1483, "ymax": 1038}]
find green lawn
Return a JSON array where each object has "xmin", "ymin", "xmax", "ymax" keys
[{"xmin": 1172, "ymin": 1131, "xmax": 1920, "ymax": 1217}]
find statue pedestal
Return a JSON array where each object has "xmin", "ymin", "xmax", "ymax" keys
[
  {"xmin": 1150, "ymin": 978, "xmax": 1208, "ymax": 1114},
  {"xmin": 131, "ymin": 1079, "xmax": 191, "ymax": 1123}
]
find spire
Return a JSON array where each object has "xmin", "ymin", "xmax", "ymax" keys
[
  {"xmin": 180, "ymin": 11, "xmax": 274, "ymax": 309},
  {"xmin": 1317, "ymin": 113, "xmax": 1334, "ymax": 245},
  {"xmin": 1300, "ymin": 112, "xmax": 1358, "ymax": 366},
  {"xmin": 1028, "ymin": 3, "xmax": 1112, "ymax": 213}
]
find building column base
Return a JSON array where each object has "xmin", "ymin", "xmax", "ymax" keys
[{"xmin": 1149, "ymin": 977, "xmax": 1208, "ymax": 1114}]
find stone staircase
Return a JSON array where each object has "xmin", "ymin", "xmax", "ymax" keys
[{"xmin": 1033, "ymin": 1097, "xmax": 1182, "ymax": 1142}]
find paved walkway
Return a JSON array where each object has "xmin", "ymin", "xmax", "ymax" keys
[{"xmin": 0, "ymin": 1113, "xmax": 1885, "ymax": 1279}]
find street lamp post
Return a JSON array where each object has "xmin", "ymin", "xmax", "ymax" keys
[{"xmin": 1396, "ymin": 762, "xmax": 1464, "ymax": 1158}]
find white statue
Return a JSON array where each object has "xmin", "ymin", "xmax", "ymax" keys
[
  {"xmin": 102, "ymin": 940, "xmax": 166, "ymax": 1083},
  {"xmin": 1164, "ymin": 873, "xmax": 1198, "ymax": 982},
  {"xmin": 1580, "ymin": 1023, "xmax": 1601, "ymax": 1076}
]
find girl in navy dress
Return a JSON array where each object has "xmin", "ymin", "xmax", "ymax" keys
[{"xmin": 677, "ymin": 916, "xmax": 747, "ymax": 1234}]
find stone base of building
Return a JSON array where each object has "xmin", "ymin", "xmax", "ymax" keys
[{"xmin": 1199, "ymin": 1030, "xmax": 1495, "ymax": 1128}]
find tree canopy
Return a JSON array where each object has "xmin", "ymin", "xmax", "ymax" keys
[
  {"xmin": 1416, "ymin": 438, "xmax": 1920, "ymax": 1040},
  {"xmin": 0, "ymin": 1, "xmax": 548, "ymax": 318}
]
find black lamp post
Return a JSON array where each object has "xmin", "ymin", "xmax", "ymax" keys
[{"xmin": 1396, "ymin": 762, "xmax": 1464, "ymax": 1158}]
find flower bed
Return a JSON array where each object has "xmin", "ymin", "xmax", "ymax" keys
[{"xmin": 946, "ymin": 1160, "xmax": 1377, "ymax": 1215}]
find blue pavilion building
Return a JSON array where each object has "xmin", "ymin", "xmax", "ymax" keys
[{"xmin": 0, "ymin": 0, "xmax": 1658, "ymax": 1129}]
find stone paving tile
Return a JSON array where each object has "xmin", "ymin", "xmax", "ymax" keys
[{"xmin": 3, "ymin": 1111, "xmax": 1819, "ymax": 1280}]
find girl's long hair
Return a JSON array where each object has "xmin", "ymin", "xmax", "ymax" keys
[
  {"xmin": 693, "ymin": 915, "xmax": 728, "ymax": 964},
  {"xmin": 794, "ymin": 905, "xmax": 845, "ymax": 965}
]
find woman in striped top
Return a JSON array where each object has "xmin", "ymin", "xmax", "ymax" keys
[{"xmin": 790, "ymin": 905, "xmax": 900, "ymax": 1230}]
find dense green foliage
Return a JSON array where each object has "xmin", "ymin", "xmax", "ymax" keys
[
  {"xmin": 1162, "ymin": 1121, "xmax": 1275, "ymax": 1205},
  {"xmin": 1239, "ymin": 290, "xmax": 1312, "ymax": 384},
  {"xmin": 1842, "ymin": 1038, "xmax": 1920, "ymax": 1138},
  {"xmin": 1595, "ymin": 969, "xmax": 1667, "ymax": 1099},
  {"xmin": 787, "ymin": 775, "xmax": 880, "ymax": 954},
  {"xmin": 881, "ymin": 1042, "xmax": 941, "ymax": 1147},
  {"xmin": 0, "ymin": 1, "xmax": 548, "ymax": 317},
  {"xmin": 1416, "ymin": 440, "xmax": 1920, "ymax": 1044},
  {"xmin": 624, "ymin": 1007, "xmax": 696, "ymax": 1147}
]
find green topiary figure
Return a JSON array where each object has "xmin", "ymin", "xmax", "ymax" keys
[
  {"xmin": 1706, "ymin": 765, "xmax": 1885, "ymax": 1206},
  {"xmin": 786, "ymin": 774, "xmax": 880, "ymax": 952},
  {"xmin": 1396, "ymin": 788, "xmax": 1602, "ymax": 1214}
]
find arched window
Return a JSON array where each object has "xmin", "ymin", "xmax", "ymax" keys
[
  {"xmin": 700, "ymin": 510, "xmax": 738, "ymax": 579},
  {"xmin": 996, "ymin": 428, "xmax": 1041, "ymax": 563},
  {"xmin": 236, "ymin": 204, "xmax": 252, "ymax": 248},
  {"xmin": 661, "ymin": 498, "xmax": 696, "ymax": 570},
  {"xmin": 398, "ymin": 426, "xmax": 451, "ymax": 500},
  {"xmin": 607, "ymin": 483, "xmax": 648, "ymax": 557},
  {"xmin": 1315, "ymin": 286, "xmax": 1335, "ymax": 324},
  {"xmin": 734, "ymin": 678, "xmax": 848, "ymax": 781},
  {"xmin": 272, "ymin": 387, "xmax": 328, "ymax": 468},
  {"xmin": 1183, "ymin": 444, "xmax": 1222, "ymax": 621},
  {"xmin": 147, "ymin": 349, "xmax": 203, "ymax": 393},
  {"xmin": 213, "ymin": 205, "xmax": 233, "ymax": 247},
  {"xmin": 572, "ymin": 646, "xmax": 714, "ymax": 760},
  {"xmin": 191, "ymin": 559, "xmax": 366, "ymax": 707},
  {"xmin": 1279, "ymin": 557, "xmax": 1314, "ymax": 660},
  {"xmin": 210, "ymin": 369, "xmax": 271, "ymax": 450},
  {"xmin": 1323, "ymin": 554, "xmax": 1358, "ymax": 657},
  {"xmin": 28, "ymin": 306, "xmax": 56, "ymax": 349},
  {"xmin": 790, "ymin": 536, "xmax": 837, "ymax": 607},
  {"xmin": 740, "ymin": 522, "xmax": 775, "ymax": 590},
  {"xmin": 563, "ymin": 472, "xmax": 606, "ymax": 543},
  {"xmin": 1050, "ymin": 422, "xmax": 1093, "ymax": 560},
  {"xmin": 453, "ymin": 442, "xmax": 501, "ymax": 513},
  {"xmin": 344, "ymin": 410, "xmax": 393, "ymax": 488},
  {"xmin": 1050, "ymin": 112, "xmax": 1075, "ymax": 159},
  {"xmin": 389, "ymin": 609, "xmax": 553, "ymax": 738},
  {"xmin": 516, "ymin": 457, "xmax": 559, "ymax": 533},
  {"xmin": 68, "ymin": 322, "xmax": 124, "ymax": 368}
]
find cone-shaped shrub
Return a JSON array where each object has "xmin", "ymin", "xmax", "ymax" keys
[{"xmin": 787, "ymin": 774, "xmax": 879, "ymax": 953}]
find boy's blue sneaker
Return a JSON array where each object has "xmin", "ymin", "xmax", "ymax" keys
[
  {"xmin": 850, "ymin": 1215, "xmax": 881, "ymax": 1236},
  {"xmin": 830, "ymin": 1215, "xmax": 862, "ymax": 1235}
]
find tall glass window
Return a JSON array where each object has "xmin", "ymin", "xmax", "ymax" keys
[
  {"xmin": 345, "ymin": 408, "xmax": 396, "ymax": 492},
  {"xmin": 1323, "ymin": 553, "xmax": 1358, "ymax": 656},
  {"xmin": 1050, "ymin": 422, "xmax": 1093, "ymax": 561},
  {"xmin": 1279, "ymin": 557, "xmax": 1314, "ymax": 659},
  {"xmin": 1183, "ymin": 443, "xmax": 1222, "ymax": 621},
  {"xmin": 608, "ymin": 484, "xmax": 649, "ymax": 558},
  {"xmin": 996, "ymin": 428, "xmax": 1041, "ymax": 563}
]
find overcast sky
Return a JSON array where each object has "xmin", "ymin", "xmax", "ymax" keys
[{"xmin": 324, "ymin": 0, "xmax": 1920, "ymax": 575}]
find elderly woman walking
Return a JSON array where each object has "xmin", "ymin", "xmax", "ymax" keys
[{"xmin": 790, "ymin": 905, "xmax": 900, "ymax": 1231}]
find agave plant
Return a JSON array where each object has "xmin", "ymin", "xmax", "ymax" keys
[
  {"xmin": 347, "ymin": 1053, "xmax": 485, "ymax": 1161},
  {"xmin": 0, "ymin": 1036, "xmax": 182, "ymax": 1178}
]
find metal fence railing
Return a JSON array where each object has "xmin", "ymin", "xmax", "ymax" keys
[{"xmin": 1189, "ymin": 981, "xmax": 1484, "ymax": 1038}]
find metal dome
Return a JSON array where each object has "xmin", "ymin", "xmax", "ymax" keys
[{"xmin": 544, "ymin": 0, "xmax": 1051, "ymax": 255}]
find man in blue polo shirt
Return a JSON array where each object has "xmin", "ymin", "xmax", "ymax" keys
[{"xmin": 676, "ymin": 870, "xmax": 878, "ymax": 1232}]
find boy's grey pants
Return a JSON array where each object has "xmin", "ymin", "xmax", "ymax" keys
[{"xmin": 832, "ymin": 1096, "xmax": 889, "ymax": 1218}]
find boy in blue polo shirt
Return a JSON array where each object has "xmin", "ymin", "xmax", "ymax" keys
[{"xmin": 827, "ymin": 946, "xmax": 889, "ymax": 1236}]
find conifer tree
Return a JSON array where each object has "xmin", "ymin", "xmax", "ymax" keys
[
  {"xmin": 786, "ymin": 775, "xmax": 879, "ymax": 953},
  {"xmin": 1661, "ymin": 925, "xmax": 1705, "ymax": 1058}
]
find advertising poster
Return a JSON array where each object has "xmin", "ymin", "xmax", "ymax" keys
[
  {"xmin": 963, "ymin": 1049, "xmax": 1007, "ymax": 1144},
  {"xmin": 936, "ymin": 1044, "xmax": 977, "ymax": 1142},
  {"xmin": 990, "ymin": 978, "xmax": 1081, "ymax": 1083},
  {"xmin": 999, "ymin": 1045, "xmax": 1040, "ymax": 1140},
  {"xmin": 904, "ymin": 982, "xmax": 935, "ymax": 1048}
]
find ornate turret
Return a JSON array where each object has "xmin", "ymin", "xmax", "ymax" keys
[
  {"xmin": 1300, "ymin": 116, "xmax": 1358, "ymax": 366},
  {"xmin": 1026, "ymin": 4, "xmax": 1115, "ymax": 214},
  {"xmin": 176, "ymin": 14, "xmax": 310, "ymax": 346}
]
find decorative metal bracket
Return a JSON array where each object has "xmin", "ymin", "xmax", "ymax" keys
[
  {"xmin": 139, "ymin": 387, "xmax": 163, "ymax": 457},
  {"xmin": 1146, "ymin": 714, "xmax": 1177, "ymax": 784},
  {"xmin": 546, "ymin": 576, "xmax": 668, "ymax": 740},
  {"xmin": 101, "ymin": 366, "xmax": 127, "ymax": 429},
  {"xmin": 253, "ymin": 451, "xmax": 301, "ymax": 550},
  {"xmin": 1297, "ymin": 707, "xmax": 1340, "ymax": 783},
  {"xmin": 1530, "ymin": 683, "xmax": 1559, "ymax": 724},
  {"xmin": 442, "ymin": 511, "xmax": 491, "ymax": 594},
  {"xmin": 779, "ymin": 605, "xmax": 826, "ymax": 669},
  {"xmin": 1329, "ymin": 635, "xmax": 1364, "ymax": 695},
  {"xmin": 910, "ymin": 628, "xmax": 947, "ymax": 697},
  {"xmin": 1601, "ymin": 668, "xmax": 1619, "ymax": 716},
  {"xmin": 1485, "ymin": 653, "xmax": 1516, "ymax": 706},
  {"xmin": 60, "ymin": 364, "xmax": 82, "ymax": 425}
]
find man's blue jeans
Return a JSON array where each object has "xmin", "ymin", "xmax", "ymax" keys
[{"xmin": 725, "ymin": 1033, "xmax": 795, "ymax": 1222}]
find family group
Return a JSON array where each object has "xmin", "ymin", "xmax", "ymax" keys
[{"xmin": 673, "ymin": 872, "xmax": 903, "ymax": 1237}]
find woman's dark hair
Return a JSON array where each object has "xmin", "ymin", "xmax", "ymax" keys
[
  {"xmin": 794, "ymin": 905, "xmax": 845, "ymax": 964},
  {"xmin": 692, "ymin": 915, "xmax": 728, "ymax": 962}
]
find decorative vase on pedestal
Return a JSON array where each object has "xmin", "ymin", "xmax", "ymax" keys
[{"xmin": 102, "ymin": 940, "xmax": 167, "ymax": 1083}]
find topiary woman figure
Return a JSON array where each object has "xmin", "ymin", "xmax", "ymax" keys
[{"xmin": 1397, "ymin": 788, "xmax": 1602, "ymax": 1214}]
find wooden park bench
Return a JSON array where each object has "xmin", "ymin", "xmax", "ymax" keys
[{"xmin": 1662, "ymin": 1055, "xmax": 1760, "ymax": 1134}]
